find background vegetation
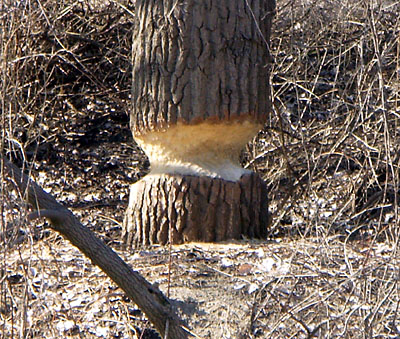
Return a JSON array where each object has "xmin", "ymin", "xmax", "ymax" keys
[{"xmin": 1, "ymin": 0, "xmax": 399, "ymax": 338}]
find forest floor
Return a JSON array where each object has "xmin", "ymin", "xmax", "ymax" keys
[
  {"xmin": 6, "ymin": 231, "xmax": 400, "ymax": 339},
  {"xmin": 3, "ymin": 106, "xmax": 399, "ymax": 339},
  {"xmin": 2, "ymin": 0, "xmax": 400, "ymax": 338}
]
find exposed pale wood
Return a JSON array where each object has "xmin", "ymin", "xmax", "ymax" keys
[
  {"xmin": 125, "ymin": 0, "xmax": 275, "ymax": 246},
  {"xmin": 3, "ymin": 159, "xmax": 189, "ymax": 339},
  {"xmin": 134, "ymin": 121, "xmax": 262, "ymax": 181}
]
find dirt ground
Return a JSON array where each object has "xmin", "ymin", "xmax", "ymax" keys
[
  {"xmin": 4, "ymin": 228, "xmax": 400, "ymax": 338},
  {"xmin": 3, "ymin": 104, "xmax": 399, "ymax": 337},
  {"xmin": 2, "ymin": 0, "xmax": 400, "ymax": 338}
]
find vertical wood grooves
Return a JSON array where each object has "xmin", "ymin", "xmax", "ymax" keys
[
  {"xmin": 125, "ymin": 0, "xmax": 274, "ymax": 246},
  {"xmin": 123, "ymin": 173, "xmax": 269, "ymax": 245},
  {"xmin": 131, "ymin": 0, "xmax": 273, "ymax": 135}
]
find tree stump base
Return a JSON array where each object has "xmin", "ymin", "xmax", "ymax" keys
[{"xmin": 123, "ymin": 172, "xmax": 269, "ymax": 246}]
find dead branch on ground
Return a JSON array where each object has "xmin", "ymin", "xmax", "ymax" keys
[{"xmin": 2, "ymin": 158, "xmax": 189, "ymax": 339}]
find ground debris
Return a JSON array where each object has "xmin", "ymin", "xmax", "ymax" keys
[{"xmin": 2, "ymin": 237, "xmax": 400, "ymax": 338}]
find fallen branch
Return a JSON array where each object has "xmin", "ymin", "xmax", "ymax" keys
[{"xmin": 3, "ymin": 158, "xmax": 189, "ymax": 339}]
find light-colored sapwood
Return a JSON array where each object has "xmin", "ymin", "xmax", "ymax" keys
[{"xmin": 125, "ymin": 0, "xmax": 275, "ymax": 245}]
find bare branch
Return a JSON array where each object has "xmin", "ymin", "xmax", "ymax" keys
[{"xmin": 3, "ymin": 158, "xmax": 189, "ymax": 339}]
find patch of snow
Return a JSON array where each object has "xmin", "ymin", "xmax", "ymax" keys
[
  {"xmin": 221, "ymin": 258, "xmax": 234, "ymax": 268},
  {"xmin": 233, "ymin": 283, "xmax": 246, "ymax": 290},
  {"xmin": 56, "ymin": 320, "xmax": 75, "ymax": 333},
  {"xmin": 248, "ymin": 283, "xmax": 259, "ymax": 294},
  {"xmin": 259, "ymin": 257, "xmax": 276, "ymax": 272},
  {"xmin": 256, "ymin": 248, "xmax": 265, "ymax": 258},
  {"xmin": 95, "ymin": 326, "xmax": 109, "ymax": 337}
]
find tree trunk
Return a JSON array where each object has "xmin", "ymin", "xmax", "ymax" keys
[{"xmin": 124, "ymin": 0, "xmax": 275, "ymax": 246}]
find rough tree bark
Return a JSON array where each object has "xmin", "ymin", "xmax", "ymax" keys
[
  {"xmin": 3, "ymin": 159, "xmax": 189, "ymax": 339},
  {"xmin": 124, "ymin": 0, "xmax": 275, "ymax": 246}
]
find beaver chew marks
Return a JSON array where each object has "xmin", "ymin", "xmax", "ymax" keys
[
  {"xmin": 123, "ymin": 0, "xmax": 275, "ymax": 245},
  {"xmin": 136, "ymin": 121, "xmax": 261, "ymax": 181}
]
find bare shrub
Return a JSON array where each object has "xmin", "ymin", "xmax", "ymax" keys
[
  {"xmin": 247, "ymin": 0, "xmax": 400, "ymax": 242},
  {"xmin": 2, "ymin": 0, "xmax": 400, "ymax": 338},
  {"xmin": 1, "ymin": 1, "xmax": 138, "ymax": 337},
  {"xmin": 1, "ymin": 0, "xmax": 133, "ymax": 163}
]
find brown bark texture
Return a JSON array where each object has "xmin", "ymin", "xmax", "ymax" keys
[
  {"xmin": 131, "ymin": 0, "xmax": 275, "ymax": 135},
  {"xmin": 3, "ymin": 159, "xmax": 189, "ymax": 339},
  {"xmin": 124, "ymin": 172, "xmax": 269, "ymax": 246},
  {"xmin": 126, "ymin": 0, "xmax": 275, "ymax": 246}
]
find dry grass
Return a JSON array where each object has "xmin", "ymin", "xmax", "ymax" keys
[{"xmin": 1, "ymin": 0, "xmax": 400, "ymax": 338}]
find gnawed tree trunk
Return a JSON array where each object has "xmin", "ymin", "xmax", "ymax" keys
[{"xmin": 124, "ymin": 0, "xmax": 275, "ymax": 246}]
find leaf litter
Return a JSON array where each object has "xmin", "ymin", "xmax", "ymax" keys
[
  {"xmin": 2, "ymin": 0, "xmax": 400, "ymax": 337},
  {"xmin": 3, "ymin": 234, "xmax": 400, "ymax": 338}
]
